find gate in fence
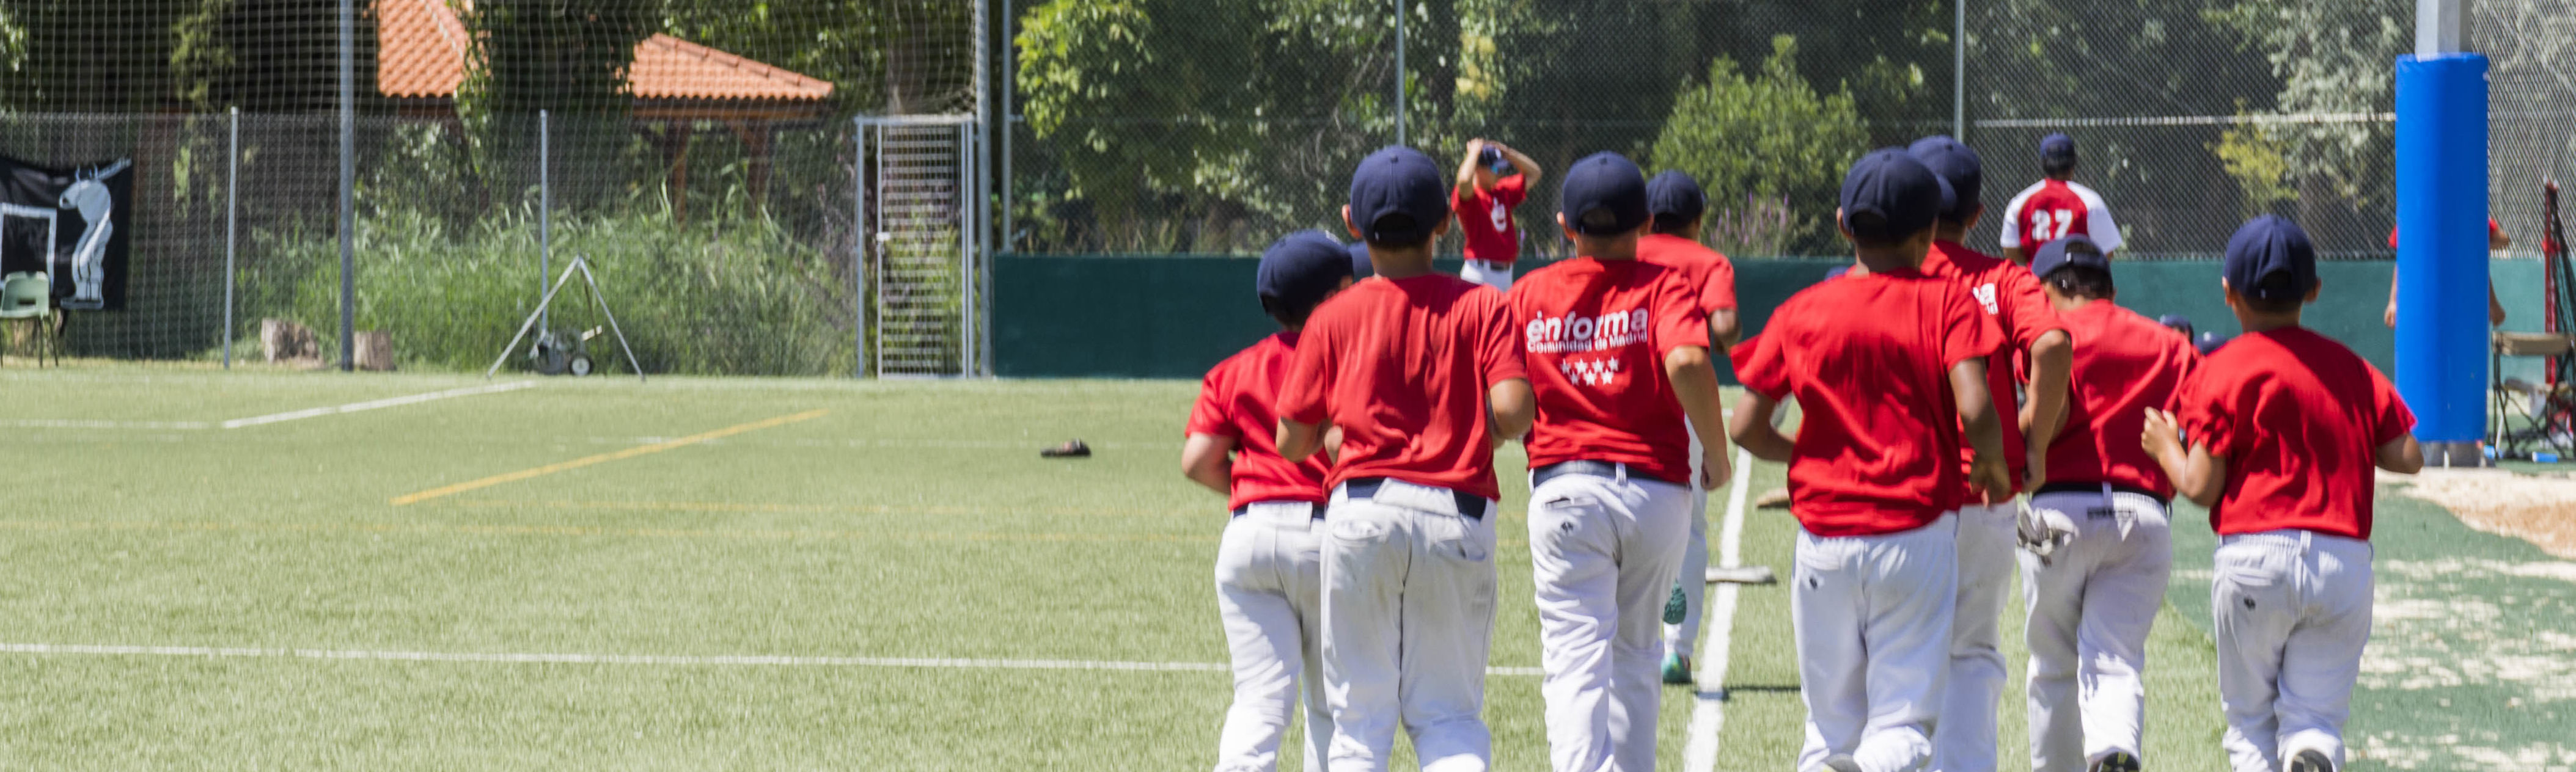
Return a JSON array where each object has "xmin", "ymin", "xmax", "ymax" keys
[{"xmin": 857, "ymin": 115, "xmax": 985, "ymax": 377}]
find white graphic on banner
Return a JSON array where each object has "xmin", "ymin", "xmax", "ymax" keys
[{"xmin": 57, "ymin": 159, "xmax": 128, "ymax": 310}]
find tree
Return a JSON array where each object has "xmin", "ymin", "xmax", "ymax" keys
[
  {"xmin": 2206, "ymin": 0, "xmax": 2408, "ymax": 248},
  {"xmin": 1650, "ymin": 37, "xmax": 1866, "ymax": 256}
]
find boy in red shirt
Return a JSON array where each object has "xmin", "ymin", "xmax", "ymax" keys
[
  {"xmin": 1453, "ymin": 139, "xmax": 1543, "ymax": 291},
  {"xmin": 1730, "ymin": 150, "xmax": 2012, "ymax": 772},
  {"xmin": 1277, "ymin": 145, "xmax": 1534, "ymax": 772},
  {"xmin": 2144, "ymin": 215, "xmax": 2423, "ymax": 772},
  {"xmin": 2017, "ymin": 235, "xmax": 2199, "ymax": 772},
  {"xmin": 1633, "ymin": 170, "xmax": 1746, "ymax": 685},
  {"xmin": 1508, "ymin": 153, "xmax": 1735, "ymax": 772},
  {"xmin": 1908, "ymin": 135, "xmax": 2074, "ymax": 772},
  {"xmin": 1184, "ymin": 230, "xmax": 1360, "ymax": 772}
]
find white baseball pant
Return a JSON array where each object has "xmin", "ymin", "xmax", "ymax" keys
[
  {"xmin": 2017, "ymin": 489, "xmax": 2173, "ymax": 772},
  {"xmin": 1665, "ymin": 428, "xmax": 1710, "ymax": 661},
  {"xmin": 1460, "ymin": 259, "xmax": 1516, "ymax": 293},
  {"xmin": 1527, "ymin": 466, "xmax": 1694, "ymax": 772},
  {"xmin": 1215, "ymin": 501, "xmax": 1333, "ymax": 772},
  {"xmin": 2211, "ymin": 530, "xmax": 2372, "ymax": 772},
  {"xmin": 1933, "ymin": 502, "xmax": 2016, "ymax": 772},
  {"xmin": 1795, "ymin": 515, "xmax": 1958, "ymax": 772},
  {"xmin": 1322, "ymin": 479, "xmax": 1500, "ymax": 772}
]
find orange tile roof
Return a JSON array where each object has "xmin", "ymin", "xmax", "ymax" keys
[{"xmin": 375, "ymin": 0, "xmax": 833, "ymax": 102}]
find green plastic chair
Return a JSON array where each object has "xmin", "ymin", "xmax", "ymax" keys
[{"xmin": 0, "ymin": 272, "xmax": 57, "ymax": 366}]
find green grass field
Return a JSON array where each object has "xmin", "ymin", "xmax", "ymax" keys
[{"xmin": 0, "ymin": 366, "xmax": 2565, "ymax": 770}]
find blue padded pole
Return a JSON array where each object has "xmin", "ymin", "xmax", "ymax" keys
[{"xmin": 2394, "ymin": 53, "xmax": 2488, "ymax": 445}]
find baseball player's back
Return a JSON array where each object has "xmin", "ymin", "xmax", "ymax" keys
[
  {"xmin": 2148, "ymin": 215, "xmax": 2420, "ymax": 772},
  {"xmin": 2003, "ymin": 180, "xmax": 2121, "ymax": 253},
  {"xmin": 1283, "ymin": 274, "xmax": 1519, "ymax": 500},
  {"xmin": 2045, "ymin": 303, "xmax": 2198, "ymax": 497},
  {"xmin": 1635, "ymin": 233, "xmax": 1738, "ymax": 321},
  {"xmin": 1194, "ymin": 333, "xmax": 1332, "ymax": 510}
]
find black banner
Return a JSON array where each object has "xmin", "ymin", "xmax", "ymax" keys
[{"xmin": 0, "ymin": 156, "xmax": 133, "ymax": 311}]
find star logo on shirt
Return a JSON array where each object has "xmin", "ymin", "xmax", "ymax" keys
[{"xmin": 1560, "ymin": 357, "xmax": 1621, "ymax": 386}]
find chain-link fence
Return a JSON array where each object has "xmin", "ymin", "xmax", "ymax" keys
[{"xmin": 1001, "ymin": 1, "xmax": 2576, "ymax": 264}]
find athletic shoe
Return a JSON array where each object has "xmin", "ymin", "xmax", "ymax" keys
[
  {"xmin": 2091, "ymin": 751, "xmax": 2141, "ymax": 772},
  {"xmin": 1040, "ymin": 439, "xmax": 1092, "ymax": 458},
  {"xmin": 1664, "ymin": 581, "xmax": 1689, "ymax": 624},
  {"xmin": 1661, "ymin": 652, "xmax": 1692, "ymax": 685},
  {"xmin": 1820, "ymin": 754, "xmax": 1863, "ymax": 772},
  {"xmin": 2288, "ymin": 749, "xmax": 2335, "ymax": 772}
]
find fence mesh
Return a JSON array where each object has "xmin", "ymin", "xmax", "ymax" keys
[{"xmin": 4, "ymin": 1, "xmax": 2574, "ymax": 371}]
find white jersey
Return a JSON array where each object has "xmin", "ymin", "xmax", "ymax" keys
[{"xmin": 2002, "ymin": 179, "xmax": 2123, "ymax": 253}]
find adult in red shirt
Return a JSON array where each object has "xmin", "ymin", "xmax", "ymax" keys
[
  {"xmin": 1452, "ymin": 139, "xmax": 1543, "ymax": 292},
  {"xmin": 1632, "ymin": 169, "xmax": 1744, "ymax": 685},
  {"xmin": 1276, "ymin": 145, "xmax": 1534, "ymax": 772},
  {"xmin": 2382, "ymin": 220, "xmax": 2509, "ymax": 327},
  {"xmin": 1730, "ymin": 149, "xmax": 2011, "ymax": 772},
  {"xmin": 2015, "ymin": 235, "xmax": 2200, "ymax": 772},
  {"xmin": 2143, "ymin": 215, "xmax": 2422, "ymax": 772},
  {"xmin": 1507, "ymin": 152, "xmax": 1734, "ymax": 772},
  {"xmin": 1183, "ymin": 230, "xmax": 1360, "ymax": 772},
  {"xmin": 1908, "ymin": 134, "xmax": 2074, "ymax": 772}
]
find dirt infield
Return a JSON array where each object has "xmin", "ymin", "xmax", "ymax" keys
[{"xmin": 2390, "ymin": 468, "xmax": 2576, "ymax": 559}]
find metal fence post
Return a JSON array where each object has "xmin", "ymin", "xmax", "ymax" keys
[
  {"xmin": 854, "ymin": 116, "xmax": 867, "ymax": 378},
  {"xmin": 540, "ymin": 109, "xmax": 551, "ymax": 335},
  {"xmin": 224, "ymin": 107, "xmax": 238, "ymax": 369},
  {"xmin": 1953, "ymin": 0, "xmax": 1966, "ymax": 140},
  {"xmin": 1393, "ymin": 0, "xmax": 1406, "ymax": 147},
  {"xmin": 338, "ymin": 0, "xmax": 355, "ymax": 371}
]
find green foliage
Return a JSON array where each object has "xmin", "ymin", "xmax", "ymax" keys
[
  {"xmin": 1650, "ymin": 38, "xmax": 1863, "ymax": 256},
  {"xmin": 2213, "ymin": 117, "xmax": 2295, "ymax": 218},
  {"xmin": 249, "ymin": 206, "xmax": 856, "ymax": 376},
  {"xmin": 2206, "ymin": 0, "xmax": 2407, "ymax": 214},
  {"xmin": 0, "ymin": 0, "xmax": 192, "ymax": 112}
]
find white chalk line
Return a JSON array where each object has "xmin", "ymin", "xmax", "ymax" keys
[
  {"xmin": 0, "ymin": 642, "xmax": 1547, "ymax": 677},
  {"xmin": 1685, "ymin": 448, "xmax": 1756, "ymax": 772},
  {"xmin": 0, "ymin": 418, "xmax": 210, "ymax": 430},
  {"xmin": 219, "ymin": 381, "xmax": 535, "ymax": 429}
]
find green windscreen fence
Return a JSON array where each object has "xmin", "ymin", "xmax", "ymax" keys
[{"xmin": 994, "ymin": 254, "xmax": 2545, "ymax": 382}]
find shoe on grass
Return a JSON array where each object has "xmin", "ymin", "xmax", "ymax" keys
[
  {"xmin": 1660, "ymin": 652, "xmax": 1693, "ymax": 685},
  {"xmin": 2090, "ymin": 751, "xmax": 2141, "ymax": 772},
  {"xmin": 2288, "ymin": 749, "xmax": 2334, "ymax": 772},
  {"xmin": 1040, "ymin": 439, "xmax": 1092, "ymax": 458},
  {"xmin": 1820, "ymin": 754, "xmax": 1863, "ymax": 772}
]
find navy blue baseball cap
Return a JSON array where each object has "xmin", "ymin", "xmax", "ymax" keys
[
  {"xmin": 1346, "ymin": 239, "xmax": 1374, "ymax": 279},
  {"xmin": 2223, "ymin": 214, "xmax": 2318, "ymax": 302},
  {"xmin": 2040, "ymin": 133, "xmax": 2078, "ymax": 166},
  {"xmin": 1560, "ymin": 152, "xmax": 1651, "ymax": 236},
  {"xmin": 1258, "ymin": 230, "xmax": 1357, "ymax": 319},
  {"xmin": 1348, "ymin": 146, "xmax": 1449, "ymax": 244},
  {"xmin": 2157, "ymin": 314, "xmax": 2195, "ymax": 334},
  {"xmin": 2029, "ymin": 234, "xmax": 2110, "ymax": 279},
  {"xmin": 2195, "ymin": 331, "xmax": 2230, "ymax": 355},
  {"xmin": 1646, "ymin": 170, "xmax": 1706, "ymax": 220},
  {"xmin": 1907, "ymin": 135, "xmax": 1983, "ymax": 219},
  {"xmin": 1838, "ymin": 148, "xmax": 1951, "ymax": 242}
]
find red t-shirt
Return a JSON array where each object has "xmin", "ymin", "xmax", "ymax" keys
[
  {"xmin": 1635, "ymin": 233, "xmax": 1740, "ymax": 315},
  {"xmin": 2387, "ymin": 219, "xmax": 2503, "ymax": 247},
  {"xmin": 2175, "ymin": 327, "xmax": 2415, "ymax": 539},
  {"xmin": 2042, "ymin": 302, "xmax": 2199, "ymax": 498},
  {"xmin": 1731, "ymin": 268, "xmax": 2005, "ymax": 536},
  {"xmin": 1188, "ymin": 332, "xmax": 1333, "ymax": 511},
  {"xmin": 1278, "ymin": 275, "xmax": 1528, "ymax": 500},
  {"xmin": 1506, "ymin": 258, "xmax": 1710, "ymax": 482},
  {"xmin": 1923, "ymin": 240, "xmax": 2063, "ymax": 499},
  {"xmin": 1453, "ymin": 175, "xmax": 1528, "ymax": 264}
]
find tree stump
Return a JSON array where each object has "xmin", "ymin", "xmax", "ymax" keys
[{"xmin": 354, "ymin": 330, "xmax": 394, "ymax": 372}]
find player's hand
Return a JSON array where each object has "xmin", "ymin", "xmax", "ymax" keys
[
  {"xmin": 1701, "ymin": 451, "xmax": 1733, "ymax": 490},
  {"xmin": 1968, "ymin": 454, "xmax": 2011, "ymax": 504},
  {"xmin": 2021, "ymin": 452, "xmax": 2048, "ymax": 494},
  {"xmin": 1467, "ymin": 138, "xmax": 1488, "ymax": 154},
  {"xmin": 2140, "ymin": 407, "xmax": 2182, "ymax": 457},
  {"xmin": 2384, "ymin": 303, "xmax": 2398, "ymax": 329}
]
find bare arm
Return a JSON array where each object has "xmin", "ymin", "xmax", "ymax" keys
[
  {"xmin": 1487, "ymin": 378, "xmax": 1535, "ymax": 444},
  {"xmin": 2017, "ymin": 329, "xmax": 2074, "ymax": 489},
  {"xmin": 2002, "ymin": 247, "xmax": 2027, "ymax": 264},
  {"xmin": 2141, "ymin": 407, "xmax": 2224, "ymax": 508},
  {"xmin": 1455, "ymin": 139, "xmax": 1488, "ymax": 193},
  {"xmin": 1953, "ymin": 359, "xmax": 2011, "ymax": 502},
  {"xmin": 1277, "ymin": 419, "xmax": 1326, "ymax": 464},
  {"xmin": 1707, "ymin": 310, "xmax": 1742, "ymax": 351},
  {"xmin": 1494, "ymin": 143, "xmax": 1542, "ymax": 187},
  {"xmin": 1728, "ymin": 390, "xmax": 1794, "ymax": 463},
  {"xmin": 2376, "ymin": 434, "xmax": 2425, "ymax": 475},
  {"xmin": 1181, "ymin": 434, "xmax": 1235, "ymax": 496},
  {"xmin": 1664, "ymin": 346, "xmax": 1736, "ymax": 488}
]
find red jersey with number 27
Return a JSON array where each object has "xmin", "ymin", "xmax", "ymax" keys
[
  {"xmin": 1188, "ymin": 332, "xmax": 1332, "ymax": 511},
  {"xmin": 1506, "ymin": 258, "xmax": 1710, "ymax": 482},
  {"xmin": 2175, "ymin": 327, "xmax": 2413, "ymax": 539},
  {"xmin": 1279, "ymin": 275, "xmax": 1528, "ymax": 500},
  {"xmin": 2002, "ymin": 179, "xmax": 2122, "ymax": 252},
  {"xmin": 1732, "ymin": 268, "xmax": 2004, "ymax": 536}
]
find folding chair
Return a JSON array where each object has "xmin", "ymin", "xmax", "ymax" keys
[
  {"xmin": 0, "ymin": 272, "xmax": 58, "ymax": 366},
  {"xmin": 2493, "ymin": 331, "xmax": 2576, "ymax": 457}
]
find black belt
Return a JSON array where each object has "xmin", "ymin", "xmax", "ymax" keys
[
  {"xmin": 1530, "ymin": 460, "xmax": 1681, "ymax": 489},
  {"xmin": 2034, "ymin": 481, "xmax": 2170, "ymax": 507},
  {"xmin": 1230, "ymin": 502, "xmax": 1326, "ymax": 519},
  {"xmin": 1344, "ymin": 478, "xmax": 1489, "ymax": 520}
]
